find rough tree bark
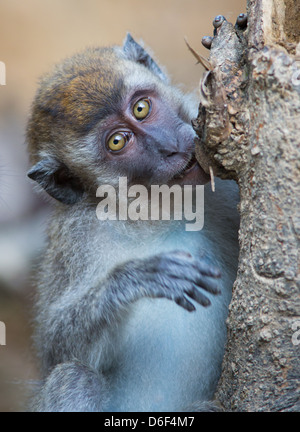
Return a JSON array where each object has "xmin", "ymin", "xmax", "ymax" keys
[{"xmin": 193, "ymin": 0, "xmax": 300, "ymax": 411}]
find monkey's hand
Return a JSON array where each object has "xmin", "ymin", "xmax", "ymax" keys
[
  {"xmin": 40, "ymin": 252, "xmax": 221, "ymax": 361},
  {"xmin": 109, "ymin": 251, "xmax": 221, "ymax": 312}
]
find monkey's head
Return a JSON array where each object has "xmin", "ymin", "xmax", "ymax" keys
[{"xmin": 27, "ymin": 34, "xmax": 209, "ymax": 205}]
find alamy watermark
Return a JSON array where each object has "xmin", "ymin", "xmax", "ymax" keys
[
  {"xmin": 0, "ymin": 321, "xmax": 6, "ymax": 346},
  {"xmin": 0, "ymin": 61, "xmax": 6, "ymax": 86},
  {"xmin": 96, "ymin": 177, "xmax": 204, "ymax": 231}
]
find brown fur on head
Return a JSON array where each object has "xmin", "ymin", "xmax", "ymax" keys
[
  {"xmin": 27, "ymin": 47, "xmax": 125, "ymax": 158},
  {"xmin": 27, "ymin": 34, "xmax": 202, "ymax": 205}
]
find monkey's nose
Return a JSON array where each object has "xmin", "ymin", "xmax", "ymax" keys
[
  {"xmin": 151, "ymin": 140, "xmax": 179, "ymax": 157},
  {"xmin": 167, "ymin": 151, "xmax": 178, "ymax": 158},
  {"xmin": 144, "ymin": 126, "xmax": 180, "ymax": 156},
  {"xmin": 162, "ymin": 147, "xmax": 179, "ymax": 158},
  {"xmin": 158, "ymin": 138, "xmax": 180, "ymax": 157}
]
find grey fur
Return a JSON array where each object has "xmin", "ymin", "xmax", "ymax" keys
[
  {"xmin": 123, "ymin": 33, "xmax": 169, "ymax": 83},
  {"xmin": 27, "ymin": 36, "xmax": 239, "ymax": 412}
]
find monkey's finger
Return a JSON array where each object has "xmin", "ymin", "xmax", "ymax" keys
[
  {"xmin": 164, "ymin": 254, "xmax": 221, "ymax": 278},
  {"xmin": 174, "ymin": 295, "xmax": 196, "ymax": 312},
  {"xmin": 164, "ymin": 268, "xmax": 221, "ymax": 295},
  {"xmin": 202, "ymin": 36, "xmax": 213, "ymax": 50},
  {"xmin": 185, "ymin": 286, "xmax": 211, "ymax": 308},
  {"xmin": 193, "ymin": 275, "xmax": 221, "ymax": 295},
  {"xmin": 235, "ymin": 13, "xmax": 248, "ymax": 29},
  {"xmin": 155, "ymin": 257, "xmax": 221, "ymax": 295},
  {"xmin": 213, "ymin": 15, "xmax": 226, "ymax": 29},
  {"xmin": 193, "ymin": 260, "xmax": 221, "ymax": 278},
  {"xmin": 151, "ymin": 280, "xmax": 196, "ymax": 312}
]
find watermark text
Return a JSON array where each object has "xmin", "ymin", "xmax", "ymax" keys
[{"xmin": 96, "ymin": 177, "xmax": 204, "ymax": 231}]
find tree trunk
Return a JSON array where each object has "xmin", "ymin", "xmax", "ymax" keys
[{"xmin": 193, "ymin": 0, "xmax": 300, "ymax": 411}]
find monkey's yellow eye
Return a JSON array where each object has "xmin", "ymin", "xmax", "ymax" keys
[
  {"xmin": 107, "ymin": 132, "xmax": 129, "ymax": 151},
  {"xmin": 133, "ymin": 98, "xmax": 151, "ymax": 120}
]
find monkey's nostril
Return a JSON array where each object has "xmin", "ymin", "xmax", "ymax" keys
[{"xmin": 167, "ymin": 151, "xmax": 178, "ymax": 158}]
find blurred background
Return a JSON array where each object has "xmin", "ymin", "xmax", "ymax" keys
[{"xmin": 0, "ymin": 0, "xmax": 245, "ymax": 411}]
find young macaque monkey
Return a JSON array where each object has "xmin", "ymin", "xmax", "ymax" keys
[{"xmin": 27, "ymin": 31, "xmax": 239, "ymax": 411}]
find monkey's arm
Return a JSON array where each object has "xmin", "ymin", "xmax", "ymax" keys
[{"xmin": 40, "ymin": 250, "xmax": 221, "ymax": 371}]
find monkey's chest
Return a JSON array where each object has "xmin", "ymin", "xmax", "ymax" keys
[{"xmin": 103, "ymin": 294, "xmax": 228, "ymax": 412}]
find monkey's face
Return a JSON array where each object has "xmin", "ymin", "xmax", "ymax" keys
[
  {"xmin": 95, "ymin": 86, "xmax": 209, "ymax": 188},
  {"xmin": 27, "ymin": 36, "xmax": 209, "ymax": 205}
]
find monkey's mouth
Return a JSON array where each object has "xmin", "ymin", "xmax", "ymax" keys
[{"xmin": 173, "ymin": 155, "xmax": 198, "ymax": 179}]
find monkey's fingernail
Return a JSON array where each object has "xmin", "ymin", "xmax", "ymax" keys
[
  {"xmin": 236, "ymin": 13, "xmax": 248, "ymax": 29},
  {"xmin": 201, "ymin": 36, "xmax": 213, "ymax": 50},
  {"xmin": 207, "ymin": 266, "xmax": 221, "ymax": 278},
  {"xmin": 203, "ymin": 281, "xmax": 221, "ymax": 295},
  {"xmin": 175, "ymin": 296, "xmax": 196, "ymax": 312},
  {"xmin": 213, "ymin": 15, "xmax": 226, "ymax": 28},
  {"xmin": 202, "ymin": 297, "xmax": 211, "ymax": 307},
  {"xmin": 212, "ymin": 267, "xmax": 221, "ymax": 277},
  {"xmin": 188, "ymin": 304, "xmax": 197, "ymax": 312}
]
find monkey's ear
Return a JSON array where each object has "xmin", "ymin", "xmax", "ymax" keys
[
  {"xmin": 27, "ymin": 158, "xmax": 84, "ymax": 205},
  {"xmin": 123, "ymin": 33, "xmax": 169, "ymax": 83}
]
